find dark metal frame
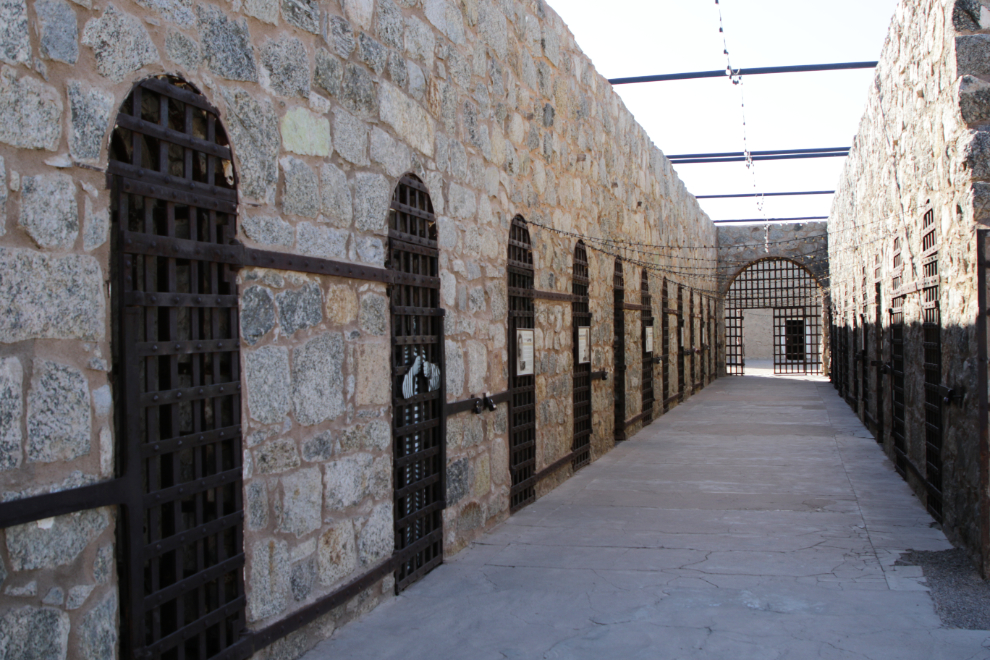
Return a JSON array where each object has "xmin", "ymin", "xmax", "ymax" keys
[
  {"xmin": 921, "ymin": 209, "xmax": 943, "ymax": 522},
  {"xmin": 677, "ymin": 286, "xmax": 686, "ymax": 395},
  {"xmin": 613, "ymin": 260, "xmax": 626, "ymax": 441},
  {"xmin": 641, "ymin": 271, "xmax": 654, "ymax": 423},
  {"xmin": 976, "ymin": 229, "xmax": 990, "ymax": 577},
  {"xmin": 661, "ymin": 280, "xmax": 674, "ymax": 408},
  {"xmin": 572, "ymin": 242, "xmax": 592, "ymax": 469},
  {"xmin": 508, "ymin": 217, "xmax": 537, "ymax": 511},
  {"xmin": 890, "ymin": 236, "xmax": 908, "ymax": 477}
]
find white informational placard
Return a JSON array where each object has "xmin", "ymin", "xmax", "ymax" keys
[
  {"xmin": 577, "ymin": 326, "xmax": 590, "ymax": 364},
  {"xmin": 645, "ymin": 325, "xmax": 654, "ymax": 354},
  {"xmin": 516, "ymin": 329, "xmax": 535, "ymax": 376}
]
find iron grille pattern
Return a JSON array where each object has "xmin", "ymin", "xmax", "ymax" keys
[
  {"xmin": 861, "ymin": 268, "xmax": 868, "ymax": 409},
  {"xmin": 508, "ymin": 217, "xmax": 536, "ymax": 510},
  {"xmin": 641, "ymin": 271, "xmax": 654, "ymax": 423},
  {"xmin": 890, "ymin": 236, "xmax": 908, "ymax": 476},
  {"xmin": 874, "ymin": 281, "xmax": 884, "ymax": 441},
  {"xmin": 921, "ymin": 209, "xmax": 943, "ymax": 521},
  {"xmin": 726, "ymin": 258, "xmax": 822, "ymax": 375},
  {"xmin": 725, "ymin": 306, "xmax": 743, "ymax": 375},
  {"xmin": 110, "ymin": 77, "xmax": 247, "ymax": 660},
  {"xmin": 688, "ymin": 291, "xmax": 696, "ymax": 391},
  {"xmin": 677, "ymin": 286, "xmax": 686, "ymax": 394},
  {"xmin": 572, "ymin": 242, "xmax": 592, "ymax": 470},
  {"xmin": 613, "ymin": 260, "xmax": 626, "ymax": 441},
  {"xmin": 708, "ymin": 297, "xmax": 716, "ymax": 382},
  {"xmin": 661, "ymin": 280, "xmax": 672, "ymax": 407},
  {"xmin": 388, "ymin": 175, "xmax": 445, "ymax": 590}
]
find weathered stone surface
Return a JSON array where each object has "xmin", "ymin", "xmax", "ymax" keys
[
  {"xmin": 165, "ymin": 29, "xmax": 201, "ymax": 69},
  {"xmin": 354, "ymin": 235, "xmax": 384, "ymax": 265},
  {"xmin": 358, "ymin": 502, "xmax": 392, "ymax": 565},
  {"xmin": 340, "ymin": 63, "xmax": 378, "ymax": 117},
  {"xmin": 221, "ymin": 87, "xmax": 279, "ymax": 203},
  {"xmin": 424, "ymin": 0, "xmax": 464, "ymax": 44},
  {"xmin": 0, "ymin": 358, "xmax": 22, "ymax": 472},
  {"xmin": 262, "ymin": 36, "xmax": 309, "ymax": 98},
  {"xmin": 318, "ymin": 519, "xmax": 357, "ymax": 586},
  {"xmin": 241, "ymin": 285, "xmax": 276, "ymax": 345},
  {"xmin": 66, "ymin": 584, "xmax": 94, "ymax": 609},
  {"xmin": 36, "ymin": 0, "xmax": 78, "ymax": 64},
  {"xmin": 91, "ymin": 384, "xmax": 111, "ymax": 419},
  {"xmin": 314, "ymin": 48, "xmax": 343, "ymax": 98},
  {"xmin": 281, "ymin": 107, "xmax": 331, "ymax": 157},
  {"xmin": 357, "ymin": 32, "xmax": 386, "ymax": 75},
  {"xmin": 0, "ymin": 0, "xmax": 29, "ymax": 65},
  {"xmin": 278, "ymin": 467, "xmax": 322, "ymax": 537},
  {"xmin": 353, "ymin": 172, "xmax": 391, "ymax": 232},
  {"xmin": 458, "ymin": 501, "xmax": 482, "ymax": 532},
  {"xmin": 277, "ymin": 282, "xmax": 322, "ymax": 336},
  {"xmin": 255, "ymin": 437, "xmax": 300, "ymax": 474},
  {"xmin": 243, "ymin": 0, "xmax": 278, "ymax": 25},
  {"xmin": 26, "ymin": 360, "xmax": 90, "ymax": 464},
  {"xmin": 83, "ymin": 198, "xmax": 109, "ymax": 251},
  {"xmin": 328, "ymin": 16, "xmax": 356, "ymax": 59},
  {"xmin": 281, "ymin": 0, "xmax": 320, "ymax": 34},
  {"xmin": 81, "ymin": 5, "xmax": 158, "ymax": 82},
  {"xmin": 290, "ymin": 555, "xmax": 316, "ymax": 601},
  {"xmin": 359, "ymin": 293, "xmax": 387, "ymax": 336},
  {"xmin": 448, "ymin": 183, "xmax": 476, "ymax": 220},
  {"xmin": 365, "ymin": 419, "xmax": 389, "ymax": 451},
  {"xmin": 0, "ymin": 157, "xmax": 5, "ymax": 227},
  {"xmin": 296, "ymin": 222, "xmax": 348, "ymax": 260},
  {"xmin": 93, "ymin": 545, "xmax": 112, "ymax": 583},
  {"xmin": 78, "ymin": 591, "xmax": 116, "ymax": 659},
  {"xmin": 19, "ymin": 173, "xmax": 78, "ymax": 249},
  {"xmin": 249, "ymin": 539, "xmax": 289, "ymax": 621},
  {"xmin": 355, "ymin": 343, "xmax": 389, "ymax": 406},
  {"xmin": 280, "ymin": 157, "xmax": 319, "ymax": 218},
  {"xmin": 320, "ymin": 163, "xmax": 353, "ymax": 228},
  {"xmin": 404, "ymin": 15, "xmax": 434, "ymax": 67},
  {"xmin": 0, "ymin": 68, "xmax": 63, "ymax": 151},
  {"xmin": 376, "ymin": 0, "xmax": 403, "ymax": 49},
  {"xmin": 301, "ymin": 429, "xmax": 335, "ymax": 462},
  {"xmin": 333, "ymin": 108, "xmax": 369, "ymax": 165},
  {"xmin": 6, "ymin": 508, "xmax": 109, "ymax": 570},
  {"xmin": 0, "ymin": 606, "xmax": 69, "ymax": 660},
  {"xmin": 466, "ymin": 341, "xmax": 487, "ymax": 393},
  {"xmin": 242, "ymin": 214, "xmax": 294, "ymax": 248},
  {"xmin": 379, "ymin": 82, "xmax": 434, "ymax": 156},
  {"xmin": 447, "ymin": 457, "xmax": 468, "ymax": 504},
  {"xmin": 197, "ymin": 4, "xmax": 257, "ymax": 81},
  {"xmin": 370, "ymin": 127, "xmax": 412, "ymax": 177},
  {"xmin": 246, "ymin": 345, "xmax": 291, "ymax": 424},
  {"xmin": 292, "ymin": 333, "xmax": 344, "ymax": 426},
  {"xmin": 326, "ymin": 283, "xmax": 358, "ymax": 324},
  {"xmin": 957, "ymin": 34, "xmax": 990, "ymax": 79},
  {"xmin": 246, "ymin": 481, "xmax": 268, "ymax": 530},
  {"xmin": 445, "ymin": 339, "xmax": 464, "ymax": 397},
  {"xmin": 323, "ymin": 452, "xmax": 371, "ymax": 509},
  {"xmin": 41, "ymin": 588, "xmax": 63, "ymax": 606},
  {"xmin": 470, "ymin": 452, "xmax": 490, "ymax": 497}
]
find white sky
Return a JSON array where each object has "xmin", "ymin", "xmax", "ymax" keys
[{"xmin": 546, "ymin": 0, "xmax": 900, "ymax": 224}]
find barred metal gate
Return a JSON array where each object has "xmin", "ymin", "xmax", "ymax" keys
[
  {"xmin": 921, "ymin": 210, "xmax": 943, "ymax": 521},
  {"xmin": 613, "ymin": 260, "xmax": 626, "ymax": 442},
  {"xmin": 725, "ymin": 306, "xmax": 743, "ymax": 375},
  {"xmin": 890, "ymin": 237, "xmax": 908, "ymax": 476},
  {"xmin": 572, "ymin": 242, "xmax": 592, "ymax": 469},
  {"xmin": 388, "ymin": 175, "xmax": 446, "ymax": 590},
  {"xmin": 110, "ymin": 77, "xmax": 248, "ymax": 659},
  {"xmin": 508, "ymin": 217, "xmax": 536, "ymax": 510},
  {"xmin": 874, "ymin": 281, "xmax": 884, "ymax": 441},
  {"xmin": 677, "ymin": 285, "xmax": 686, "ymax": 395},
  {"xmin": 641, "ymin": 271, "xmax": 654, "ymax": 423},
  {"xmin": 661, "ymin": 280, "xmax": 673, "ymax": 408}
]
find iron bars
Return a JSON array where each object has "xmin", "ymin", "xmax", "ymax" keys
[
  {"xmin": 508, "ymin": 217, "xmax": 537, "ymax": 511},
  {"xmin": 613, "ymin": 260, "xmax": 626, "ymax": 442},
  {"xmin": 572, "ymin": 242, "xmax": 592, "ymax": 470}
]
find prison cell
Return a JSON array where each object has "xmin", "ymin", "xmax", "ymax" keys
[
  {"xmin": 572, "ymin": 242, "xmax": 592, "ymax": 470},
  {"xmin": 613, "ymin": 260, "xmax": 626, "ymax": 442},
  {"xmin": 678, "ymin": 285, "xmax": 686, "ymax": 396},
  {"xmin": 890, "ymin": 237, "xmax": 908, "ymax": 478},
  {"xmin": 508, "ymin": 217, "xmax": 537, "ymax": 510},
  {"xmin": 921, "ymin": 209, "xmax": 943, "ymax": 522},
  {"xmin": 662, "ymin": 279, "xmax": 673, "ymax": 409},
  {"xmin": 641, "ymin": 271, "xmax": 654, "ymax": 423}
]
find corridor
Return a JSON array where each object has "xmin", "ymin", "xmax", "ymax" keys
[{"xmin": 303, "ymin": 372, "xmax": 990, "ymax": 660}]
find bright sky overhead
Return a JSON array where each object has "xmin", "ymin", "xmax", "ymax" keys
[{"xmin": 547, "ymin": 0, "xmax": 900, "ymax": 224}]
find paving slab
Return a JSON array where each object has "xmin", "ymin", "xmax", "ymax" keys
[{"xmin": 301, "ymin": 371, "xmax": 990, "ymax": 660}]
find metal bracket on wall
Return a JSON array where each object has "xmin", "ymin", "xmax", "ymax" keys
[
  {"xmin": 590, "ymin": 371, "xmax": 608, "ymax": 381},
  {"xmin": 939, "ymin": 385, "xmax": 965, "ymax": 406},
  {"xmin": 446, "ymin": 390, "xmax": 511, "ymax": 415}
]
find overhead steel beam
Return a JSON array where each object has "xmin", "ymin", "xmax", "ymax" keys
[
  {"xmin": 696, "ymin": 190, "xmax": 835, "ymax": 199},
  {"xmin": 608, "ymin": 62, "xmax": 878, "ymax": 86},
  {"xmin": 712, "ymin": 216, "xmax": 829, "ymax": 224}
]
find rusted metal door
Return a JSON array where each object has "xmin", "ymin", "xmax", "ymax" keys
[
  {"xmin": 613, "ymin": 261, "xmax": 626, "ymax": 441},
  {"xmin": 921, "ymin": 210, "xmax": 943, "ymax": 521},
  {"xmin": 388, "ymin": 175, "xmax": 446, "ymax": 590},
  {"xmin": 890, "ymin": 237, "xmax": 908, "ymax": 476},
  {"xmin": 572, "ymin": 242, "xmax": 592, "ymax": 469},
  {"xmin": 110, "ymin": 76, "xmax": 248, "ymax": 659},
  {"xmin": 508, "ymin": 218, "xmax": 536, "ymax": 510},
  {"xmin": 641, "ymin": 271, "xmax": 654, "ymax": 423},
  {"xmin": 662, "ymin": 280, "xmax": 673, "ymax": 406}
]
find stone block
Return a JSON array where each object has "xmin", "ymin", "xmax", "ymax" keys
[
  {"xmin": 324, "ymin": 452, "xmax": 371, "ymax": 509},
  {"xmin": 221, "ymin": 87, "xmax": 279, "ymax": 203},
  {"xmin": 352, "ymin": 172, "xmax": 391, "ymax": 233},
  {"xmin": 83, "ymin": 198, "xmax": 109, "ymax": 251},
  {"xmin": 314, "ymin": 48, "xmax": 342, "ymax": 97},
  {"xmin": 376, "ymin": 0, "xmax": 403, "ymax": 49},
  {"xmin": 0, "ymin": 0, "xmax": 29, "ymax": 65},
  {"xmin": 81, "ymin": 5, "xmax": 158, "ymax": 83},
  {"xmin": 93, "ymin": 544, "xmax": 112, "ymax": 583},
  {"xmin": 368, "ymin": 455, "xmax": 390, "ymax": 500},
  {"xmin": 255, "ymin": 438, "xmax": 300, "ymax": 475},
  {"xmin": 341, "ymin": 63, "xmax": 379, "ymax": 117},
  {"xmin": 353, "ymin": 236, "xmax": 384, "ymax": 265},
  {"xmin": 249, "ymin": 539, "xmax": 289, "ymax": 621},
  {"xmin": 370, "ymin": 127, "xmax": 412, "ymax": 177},
  {"xmin": 19, "ymin": 173, "xmax": 78, "ymax": 249},
  {"xmin": 196, "ymin": 4, "xmax": 257, "ymax": 81},
  {"xmin": 241, "ymin": 285, "xmax": 276, "ymax": 345},
  {"xmin": 281, "ymin": 107, "xmax": 331, "ymax": 157},
  {"xmin": 404, "ymin": 15, "xmax": 434, "ymax": 67},
  {"xmin": 26, "ymin": 359, "xmax": 90, "ymax": 464},
  {"xmin": 365, "ymin": 419, "xmax": 389, "ymax": 451},
  {"xmin": 243, "ymin": 0, "xmax": 278, "ymax": 24},
  {"xmin": 6, "ymin": 508, "xmax": 109, "ymax": 570},
  {"xmin": 296, "ymin": 222, "xmax": 348, "ymax": 260},
  {"xmin": 445, "ymin": 339, "xmax": 464, "ymax": 397},
  {"xmin": 458, "ymin": 501, "xmax": 482, "ymax": 532},
  {"xmin": 290, "ymin": 555, "xmax": 316, "ymax": 601},
  {"xmin": 359, "ymin": 293, "xmax": 387, "ymax": 336},
  {"xmin": 165, "ymin": 29, "xmax": 201, "ymax": 69},
  {"xmin": 333, "ymin": 108, "xmax": 370, "ymax": 166},
  {"xmin": 957, "ymin": 34, "xmax": 990, "ymax": 79},
  {"xmin": 327, "ymin": 16, "xmax": 356, "ymax": 59},
  {"xmin": 277, "ymin": 282, "xmax": 323, "ymax": 336},
  {"xmin": 78, "ymin": 592, "xmax": 116, "ymax": 659},
  {"xmin": 278, "ymin": 467, "xmax": 322, "ymax": 537},
  {"xmin": 478, "ymin": 0, "xmax": 507, "ymax": 59},
  {"xmin": 246, "ymin": 480, "xmax": 268, "ymax": 530},
  {"xmin": 470, "ymin": 452, "xmax": 490, "ymax": 498},
  {"xmin": 379, "ymin": 82, "xmax": 434, "ymax": 156},
  {"xmin": 0, "ymin": 68, "xmax": 62, "ymax": 150},
  {"xmin": 960, "ymin": 75, "xmax": 990, "ymax": 126},
  {"xmin": 358, "ymin": 502, "xmax": 392, "ymax": 565},
  {"xmin": 36, "ymin": 0, "xmax": 78, "ymax": 64},
  {"xmin": 280, "ymin": 156, "xmax": 319, "ymax": 218},
  {"xmin": 0, "ymin": 358, "xmax": 22, "ymax": 472},
  {"xmin": 326, "ymin": 283, "xmax": 358, "ymax": 325},
  {"xmin": 262, "ymin": 36, "xmax": 309, "ymax": 98},
  {"xmin": 466, "ymin": 341, "xmax": 487, "ymax": 393},
  {"xmin": 464, "ymin": 414, "xmax": 483, "ymax": 447},
  {"xmin": 42, "ymin": 588, "xmax": 63, "ymax": 606},
  {"xmin": 424, "ymin": 0, "xmax": 464, "ymax": 44},
  {"xmin": 0, "ymin": 607, "xmax": 69, "ymax": 659},
  {"xmin": 447, "ymin": 457, "xmax": 468, "ymax": 504},
  {"xmin": 242, "ymin": 215, "xmax": 294, "ymax": 248},
  {"xmin": 301, "ymin": 429, "xmax": 335, "ymax": 462},
  {"xmin": 245, "ymin": 345, "xmax": 291, "ymax": 424},
  {"xmin": 292, "ymin": 333, "xmax": 344, "ymax": 426},
  {"xmin": 355, "ymin": 342, "xmax": 389, "ymax": 406},
  {"xmin": 282, "ymin": 0, "xmax": 320, "ymax": 34},
  {"xmin": 318, "ymin": 519, "xmax": 357, "ymax": 586},
  {"xmin": 66, "ymin": 584, "xmax": 94, "ymax": 609},
  {"xmin": 448, "ymin": 183, "xmax": 476, "ymax": 219}
]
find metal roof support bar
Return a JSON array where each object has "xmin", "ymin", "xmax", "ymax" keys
[{"xmin": 608, "ymin": 62, "xmax": 878, "ymax": 85}]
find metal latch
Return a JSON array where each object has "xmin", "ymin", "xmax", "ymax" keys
[{"xmin": 939, "ymin": 385, "xmax": 964, "ymax": 406}]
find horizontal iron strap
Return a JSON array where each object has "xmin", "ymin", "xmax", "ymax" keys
[
  {"xmin": 115, "ymin": 113, "xmax": 232, "ymax": 161},
  {"xmin": 110, "ymin": 162, "xmax": 238, "ymax": 207},
  {"xmin": 663, "ymin": 393, "xmax": 682, "ymax": 405},
  {"xmin": 394, "ymin": 499, "xmax": 446, "ymax": 530},
  {"xmin": 512, "ymin": 422, "xmax": 536, "ymax": 434},
  {"xmin": 392, "ymin": 335, "xmax": 440, "ymax": 346},
  {"xmin": 145, "ymin": 553, "xmax": 245, "ymax": 610},
  {"xmin": 139, "ymin": 77, "xmax": 220, "ymax": 113},
  {"xmin": 507, "ymin": 259, "xmax": 534, "ymax": 272},
  {"xmin": 390, "ymin": 236, "xmax": 438, "ymax": 258},
  {"xmin": 573, "ymin": 428, "xmax": 592, "ymax": 440},
  {"xmin": 445, "ymin": 390, "xmax": 511, "ymax": 415},
  {"xmin": 390, "ymin": 202, "xmax": 436, "ymax": 224},
  {"xmin": 394, "ymin": 473, "xmax": 441, "ymax": 500},
  {"xmin": 663, "ymin": 307, "xmax": 682, "ymax": 315},
  {"xmin": 534, "ymin": 290, "xmax": 582, "ymax": 303},
  {"xmin": 0, "ymin": 478, "xmax": 124, "ymax": 529},
  {"xmin": 141, "ymin": 596, "xmax": 247, "ymax": 658},
  {"xmin": 395, "ymin": 445, "xmax": 440, "ymax": 470},
  {"xmin": 391, "ymin": 306, "xmax": 445, "ymax": 317},
  {"xmin": 624, "ymin": 303, "xmax": 650, "ymax": 311},
  {"xmin": 508, "ymin": 286, "xmax": 534, "ymax": 298},
  {"xmin": 244, "ymin": 249, "xmax": 398, "ymax": 285},
  {"xmin": 511, "ymin": 449, "xmax": 581, "ymax": 496},
  {"xmin": 144, "ymin": 510, "xmax": 244, "ymax": 560},
  {"xmin": 248, "ymin": 555, "xmax": 399, "ymax": 653},
  {"xmin": 393, "ymin": 417, "xmax": 440, "ymax": 437},
  {"xmin": 624, "ymin": 410, "xmax": 651, "ymax": 428},
  {"xmin": 125, "ymin": 290, "xmax": 238, "ymax": 309},
  {"xmin": 392, "ymin": 390, "xmax": 439, "ymax": 406},
  {"xmin": 511, "ymin": 456, "xmax": 536, "ymax": 471},
  {"xmin": 139, "ymin": 380, "xmax": 240, "ymax": 406},
  {"xmin": 508, "ymin": 310, "xmax": 536, "ymax": 318},
  {"xmin": 135, "ymin": 339, "xmax": 237, "ymax": 357},
  {"xmin": 590, "ymin": 371, "xmax": 607, "ymax": 381},
  {"xmin": 143, "ymin": 467, "xmax": 241, "ymax": 509},
  {"xmin": 142, "ymin": 425, "xmax": 241, "ymax": 458}
]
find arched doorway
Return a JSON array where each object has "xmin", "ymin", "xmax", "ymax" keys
[
  {"xmin": 507, "ymin": 216, "xmax": 536, "ymax": 511},
  {"xmin": 571, "ymin": 241, "xmax": 591, "ymax": 469},
  {"xmin": 613, "ymin": 260, "xmax": 625, "ymax": 442},
  {"xmin": 725, "ymin": 258, "xmax": 824, "ymax": 375}
]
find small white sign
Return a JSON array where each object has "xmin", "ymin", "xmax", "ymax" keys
[
  {"xmin": 577, "ymin": 326, "xmax": 590, "ymax": 364},
  {"xmin": 516, "ymin": 329, "xmax": 535, "ymax": 376},
  {"xmin": 645, "ymin": 325, "xmax": 654, "ymax": 354}
]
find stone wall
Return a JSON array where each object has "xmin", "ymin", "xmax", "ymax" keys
[
  {"xmin": 717, "ymin": 222, "xmax": 829, "ymax": 293},
  {"xmin": 0, "ymin": 0, "xmax": 721, "ymax": 656},
  {"xmin": 828, "ymin": 0, "xmax": 990, "ymax": 574}
]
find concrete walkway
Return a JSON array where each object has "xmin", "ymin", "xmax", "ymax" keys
[{"xmin": 304, "ymin": 371, "xmax": 990, "ymax": 660}]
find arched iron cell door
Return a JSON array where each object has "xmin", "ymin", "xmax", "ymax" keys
[
  {"xmin": 571, "ymin": 241, "xmax": 591, "ymax": 469},
  {"xmin": 387, "ymin": 174, "xmax": 446, "ymax": 590},
  {"xmin": 507, "ymin": 217, "xmax": 536, "ymax": 510},
  {"xmin": 613, "ymin": 260, "xmax": 626, "ymax": 442},
  {"xmin": 641, "ymin": 271, "xmax": 654, "ymax": 423},
  {"xmin": 110, "ymin": 76, "xmax": 247, "ymax": 659}
]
